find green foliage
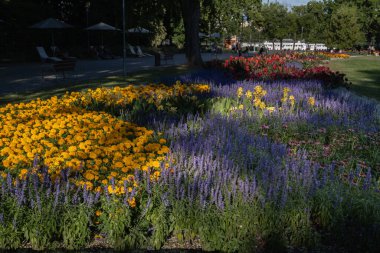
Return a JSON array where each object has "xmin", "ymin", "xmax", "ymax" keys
[
  {"xmin": 328, "ymin": 4, "xmax": 365, "ymax": 49},
  {"xmin": 312, "ymin": 182, "xmax": 380, "ymax": 251},
  {"xmin": 61, "ymin": 204, "xmax": 92, "ymax": 249},
  {"xmin": 207, "ymin": 0, "xmax": 262, "ymax": 36},
  {"xmin": 172, "ymin": 20, "xmax": 185, "ymax": 49},
  {"xmin": 22, "ymin": 204, "xmax": 59, "ymax": 250},
  {"xmin": 261, "ymin": 3, "xmax": 297, "ymax": 41},
  {"xmin": 0, "ymin": 224, "xmax": 23, "ymax": 249},
  {"xmin": 98, "ymin": 197, "xmax": 147, "ymax": 250},
  {"xmin": 292, "ymin": 1, "xmax": 330, "ymax": 43}
]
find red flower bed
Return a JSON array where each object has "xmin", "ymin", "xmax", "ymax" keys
[{"xmin": 223, "ymin": 55, "xmax": 349, "ymax": 89}]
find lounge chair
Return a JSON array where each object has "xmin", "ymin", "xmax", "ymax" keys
[
  {"xmin": 36, "ymin": 46, "xmax": 62, "ymax": 63},
  {"xmin": 128, "ymin": 44, "xmax": 142, "ymax": 57},
  {"xmin": 136, "ymin": 46, "xmax": 152, "ymax": 57}
]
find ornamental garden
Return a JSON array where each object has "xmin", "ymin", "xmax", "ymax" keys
[{"xmin": 0, "ymin": 52, "xmax": 379, "ymax": 252}]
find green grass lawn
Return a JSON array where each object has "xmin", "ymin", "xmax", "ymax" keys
[
  {"xmin": 0, "ymin": 64, "xmax": 196, "ymax": 105},
  {"xmin": 328, "ymin": 56, "xmax": 380, "ymax": 101}
]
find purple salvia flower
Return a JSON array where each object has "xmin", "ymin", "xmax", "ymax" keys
[
  {"xmin": 141, "ymin": 198, "xmax": 152, "ymax": 216},
  {"xmin": 1, "ymin": 181, "xmax": 6, "ymax": 197},
  {"xmin": 54, "ymin": 181, "xmax": 60, "ymax": 208},
  {"xmin": 46, "ymin": 187, "xmax": 51, "ymax": 199},
  {"xmin": 83, "ymin": 184, "xmax": 88, "ymax": 203},
  {"xmin": 30, "ymin": 198, "xmax": 35, "ymax": 209},
  {"xmin": 104, "ymin": 185, "xmax": 110, "ymax": 202},
  {"xmin": 33, "ymin": 155, "xmax": 39, "ymax": 168},
  {"xmin": 363, "ymin": 168, "xmax": 372, "ymax": 191},
  {"xmin": 110, "ymin": 177, "xmax": 115, "ymax": 190},
  {"xmin": 199, "ymin": 192, "xmax": 205, "ymax": 208},
  {"xmin": 12, "ymin": 217, "xmax": 17, "ymax": 229},
  {"xmin": 33, "ymin": 175, "xmax": 41, "ymax": 210},
  {"xmin": 7, "ymin": 173, "xmax": 12, "ymax": 193},
  {"xmin": 72, "ymin": 187, "xmax": 80, "ymax": 205},
  {"xmin": 217, "ymin": 190, "xmax": 224, "ymax": 210},
  {"xmin": 17, "ymin": 179, "xmax": 27, "ymax": 206},
  {"xmin": 161, "ymin": 192, "xmax": 170, "ymax": 207},
  {"xmin": 87, "ymin": 193, "xmax": 94, "ymax": 207},
  {"xmin": 180, "ymin": 186, "xmax": 185, "ymax": 200},
  {"xmin": 146, "ymin": 170, "xmax": 151, "ymax": 194},
  {"xmin": 94, "ymin": 190, "xmax": 101, "ymax": 203},
  {"xmin": 134, "ymin": 169, "xmax": 141, "ymax": 183},
  {"xmin": 14, "ymin": 179, "xmax": 20, "ymax": 199},
  {"xmin": 123, "ymin": 180, "xmax": 128, "ymax": 195},
  {"xmin": 130, "ymin": 187, "xmax": 137, "ymax": 199}
]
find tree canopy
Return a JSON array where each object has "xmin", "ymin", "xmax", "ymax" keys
[{"xmin": 0, "ymin": 0, "xmax": 380, "ymax": 63}]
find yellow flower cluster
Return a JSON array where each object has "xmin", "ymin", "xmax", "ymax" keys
[
  {"xmin": 281, "ymin": 87, "xmax": 291, "ymax": 104},
  {"xmin": 281, "ymin": 87, "xmax": 295, "ymax": 108},
  {"xmin": 237, "ymin": 87, "xmax": 244, "ymax": 98},
  {"xmin": 0, "ymin": 96, "xmax": 169, "ymax": 192},
  {"xmin": 65, "ymin": 82, "xmax": 210, "ymax": 109},
  {"xmin": 234, "ymin": 86, "xmax": 316, "ymax": 115},
  {"xmin": 308, "ymin": 97, "xmax": 316, "ymax": 106},
  {"xmin": 253, "ymin": 85, "xmax": 267, "ymax": 110},
  {"xmin": 236, "ymin": 85, "xmax": 267, "ymax": 110}
]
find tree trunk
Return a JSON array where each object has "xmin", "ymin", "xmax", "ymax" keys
[{"xmin": 181, "ymin": 0, "xmax": 203, "ymax": 66}]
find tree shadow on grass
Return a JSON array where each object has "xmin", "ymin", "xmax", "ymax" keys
[{"xmin": 346, "ymin": 69, "xmax": 380, "ymax": 101}]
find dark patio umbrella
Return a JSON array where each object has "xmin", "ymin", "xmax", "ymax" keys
[
  {"xmin": 86, "ymin": 22, "xmax": 120, "ymax": 46},
  {"xmin": 30, "ymin": 18, "xmax": 73, "ymax": 46}
]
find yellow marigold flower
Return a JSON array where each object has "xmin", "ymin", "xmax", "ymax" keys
[
  {"xmin": 68, "ymin": 146, "xmax": 77, "ymax": 153},
  {"xmin": 108, "ymin": 185, "xmax": 116, "ymax": 194},
  {"xmin": 95, "ymin": 210, "xmax": 102, "ymax": 217},
  {"xmin": 153, "ymin": 171, "xmax": 160, "ymax": 180},
  {"xmin": 19, "ymin": 169, "xmax": 28, "ymax": 179},
  {"xmin": 84, "ymin": 171, "xmax": 95, "ymax": 181},
  {"xmin": 238, "ymin": 104, "xmax": 244, "ymax": 110},
  {"xmin": 128, "ymin": 197, "xmax": 136, "ymax": 208},
  {"xmin": 151, "ymin": 161, "xmax": 160, "ymax": 168},
  {"xmin": 83, "ymin": 181, "xmax": 93, "ymax": 190},
  {"xmin": 89, "ymin": 152, "xmax": 97, "ymax": 159}
]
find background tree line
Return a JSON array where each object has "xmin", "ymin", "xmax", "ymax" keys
[{"xmin": 0, "ymin": 0, "xmax": 379, "ymax": 63}]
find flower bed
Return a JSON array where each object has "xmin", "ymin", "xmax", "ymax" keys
[
  {"xmin": 0, "ymin": 57, "xmax": 379, "ymax": 252},
  {"xmin": 0, "ymin": 82, "xmax": 210, "ymax": 191},
  {"xmin": 223, "ymin": 54, "xmax": 350, "ymax": 88},
  {"xmin": 317, "ymin": 52, "xmax": 350, "ymax": 59}
]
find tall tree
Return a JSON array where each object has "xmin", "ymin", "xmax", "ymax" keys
[
  {"xmin": 334, "ymin": 0, "xmax": 380, "ymax": 44},
  {"xmin": 328, "ymin": 4, "xmax": 365, "ymax": 49},
  {"xmin": 292, "ymin": 1, "xmax": 330, "ymax": 43},
  {"xmin": 181, "ymin": 0, "xmax": 203, "ymax": 66},
  {"xmin": 261, "ymin": 3, "xmax": 296, "ymax": 41},
  {"xmin": 209, "ymin": 0, "xmax": 262, "ymax": 36}
]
